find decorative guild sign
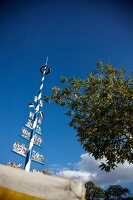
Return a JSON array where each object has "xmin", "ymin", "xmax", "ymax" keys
[
  {"xmin": 36, "ymin": 124, "xmax": 42, "ymax": 135},
  {"xmin": 12, "ymin": 142, "xmax": 44, "ymax": 164},
  {"xmin": 34, "ymin": 134, "xmax": 43, "ymax": 146},
  {"xmin": 25, "ymin": 119, "xmax": 33, "ymax": 130},
  {"xmin": 21, "ymin": 128, "xmax": 30, "ymax": 140},
  {"xmin": 29, "ymin": 112, "xmax": 35, "ymax": 120},
  {"xmin": 38, "ymin": 117, "xmax": 43, "ymax": 125},
  {"xmin": 21, "ymin": 128, "xmax": 43, "ymax": 147},
  {"xmin": 32, "ymin": 150, "xmax": 44, "ymax": 164},
  {"xmin": 12, "ymin": 142, "xmax": 27, "ymax": 157}
]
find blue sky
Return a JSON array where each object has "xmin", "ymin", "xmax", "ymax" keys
[{"xmin": 0, "ymin": 0, "xmax": 133, "ymax": 194}]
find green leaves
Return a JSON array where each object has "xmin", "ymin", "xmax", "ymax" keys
[
  {"xmin": 44, "ymin": 62, "xmax": 133, "ymax": 171},
  {"xmin": 85, "ymin": 181, "xmax": 105, "ymax": 200},
  {"xmin": 60, "ymin": 76, "xmax": 68, "ymax": 83},
  {"xmin": 85, "ymin": 182, "xmax": 132, "ymax": 200},
  {"xmin": 105, "ymin": 185, "xmax": 130, "ymax": 200}
]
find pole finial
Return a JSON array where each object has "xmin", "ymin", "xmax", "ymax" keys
[
  {"xmin": 45, "ymin": 56, "xmax": 48, "ymax": 66},
  {"xmin": 40, "ymin": 56, "xmax": 51, "ymax": 75}
]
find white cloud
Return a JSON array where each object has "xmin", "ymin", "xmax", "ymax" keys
[
  {"xmin": 55, "ymin": 153, "xmax": 133, "ymax": 186},
  {"xmin": 57, "ymin": 170, "xmax": 96, "ymax": 183}
]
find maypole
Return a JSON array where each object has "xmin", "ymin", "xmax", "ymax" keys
[{"xmin": 12, "ymin": 58, "xmax": 51, "ymax": 172}]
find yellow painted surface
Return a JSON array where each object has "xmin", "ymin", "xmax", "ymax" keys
[
  {"xmin": 0, "ymin": 186, "xmax": 45, "ymax": 200},
  {"xmin": 82, "ymin": 196, "xmax": 86, "ymax": 200},
  {"xmin": 0, "ymin": 165, "xmax": 86, "ymax": 200},
  {"xmin": 0, "ymin": 186, "xmax": 86, "ymax": 200}
]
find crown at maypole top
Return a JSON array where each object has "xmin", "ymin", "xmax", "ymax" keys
[{"xmin": 40, "ymin": 57, "xmax": 51, "ymax": 75}]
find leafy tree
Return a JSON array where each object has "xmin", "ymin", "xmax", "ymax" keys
[
  {"xmin": 104, "ymin": 184, "xmax": 130, "ymax": 200},
  {"xmin": 85, "ymin": 182, "xmax": 132, "ymax": 200},
  {"xmin": 45, "ymin": 62, "xmax": 133, "ymax": 171},
  {"xmin": 85, "ymin": 181, "xmax": 105, "ymax": 200}
]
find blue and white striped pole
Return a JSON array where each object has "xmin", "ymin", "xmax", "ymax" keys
[{"xmin": 24, "ymin": 58, "xmax": 51, "ymax": 172}]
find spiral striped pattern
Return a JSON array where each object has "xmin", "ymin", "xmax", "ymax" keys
[{"xmin": 24, "ymin": 68, "xmax": 46, "ymax": 172}]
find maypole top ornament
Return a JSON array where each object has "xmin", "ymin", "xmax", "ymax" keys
[
  {"xmin": 40, "ymin": 65, "xmax": 51, "ymax": 75},
  {"xmin": 40, "ymin": 56, "xmax": 51, "ymax": 74}
]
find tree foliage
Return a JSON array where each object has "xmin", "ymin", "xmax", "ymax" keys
[
  {"xmin": 45, "ymin": 62, "xmax": 133, "ymax": 171},
  {"xmin": 85, "ymin": 182, "xmax": 132, "ymax": 200},
  {"xmin": 85, "ymin": 181, "xmax": 105, "ymax": 200},
  {"xmin": 104, "ymin": 185, "xmax": 130, "ymax": 200}
]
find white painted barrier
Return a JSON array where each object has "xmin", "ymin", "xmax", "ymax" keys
[{"xmin": 0, "ymin": 165, "xmax": 85, "ymax": 200}]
